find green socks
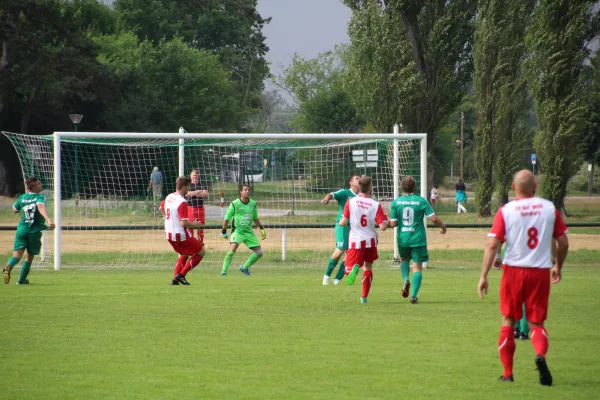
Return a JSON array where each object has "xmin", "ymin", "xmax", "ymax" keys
[
  {"xmin": 325, "ymin": 258, "xmax": 338, "ymax": 276},
  {"xmin": 7, "ymin": 257, "xmax": 19, "ymax": 269},
  {"xmin": 243, "ymin": 252, "xmax": 260, "ymax": 269},
  {"xmin": 411, "ymin": 271, "xmax": 422, "ymax": 297},
  {"xmin": 18, "ymin": 261, "xmax": 31, "ymax": 283},
  {"xmin": 221, "ymin": 250, "xmax": 235, "ymax": 274},
  {"xmin": 334, "ymin": 260, "xmax": 346, "ymax": 281},
  {"xmin": 520, "ymin": 304, "xmax": 529, "ymax": 335},
  {"xmin": 400, "ymin": 261, "xmax": 410, "ymax": 282}
]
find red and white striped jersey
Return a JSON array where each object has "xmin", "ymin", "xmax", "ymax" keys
[
  {"xmin": 342, "ymin": 195, "xmax": 387, "ymax": 249},
  {"xmin": 489, "ymin": 197, "xmax": 568, "ymax": 268},
  {"xmin": 163, "ymin": 193, "xmax": 192, "ymax": 242}
]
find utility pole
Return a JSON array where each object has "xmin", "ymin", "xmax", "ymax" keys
[{"xmin": 460, "ymin": 112, "xmax": 464, "ymax": 180}]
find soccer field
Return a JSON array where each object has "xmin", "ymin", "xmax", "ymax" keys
[{"xmin": 1, "ymin": 250, "xmax": 599, "ymax": 399}]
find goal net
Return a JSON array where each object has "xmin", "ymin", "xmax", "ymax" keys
[{"xmin": 2, "ymin": 131, "xmax": 426, "ymax": 270}]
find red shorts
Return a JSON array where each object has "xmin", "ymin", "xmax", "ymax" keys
[
  {"xmin": 345, "ymin": 247, "xmax": 379, "ymax": 267},
  {"xmin": 500, "ymin": 266, "xmax": 551, "ymax": 323},
  {"xmin": 168, "ymin": 238, "xmax": 203, "ymax": 256},
  {"xmin": 188, "ymin": 206, "xmax": 205, "ymax": 223}
]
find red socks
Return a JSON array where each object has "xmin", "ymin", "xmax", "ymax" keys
[
  {"xmin": 498, "ymin": 326, "xmax": 516, "ymax": 378},
  {"xmin": 530, "ymin": 326, "xmax": 549, "ymax": 357},
  {"xmin": 181, "ymin": 254, "xmax": 203, "ymax": 276},
  {"xmin": 173, "ymin": 255, "xmax": 187, "ymax": 277},
  {"xmin": 361, "ymin": 269, "xmax": 373, "ymax": 298}
]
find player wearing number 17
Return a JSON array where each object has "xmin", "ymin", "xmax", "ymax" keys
[
  {"xmin": 4, "ymin": 177, "xmax": 55, "ymax": 285},
  {"xmin": 478, "ymin": 170, "xmax": 568, "ymax": 386},
  {"xmin": 389, "ymin": 176, "xmax": 447, "ymax": 304}
]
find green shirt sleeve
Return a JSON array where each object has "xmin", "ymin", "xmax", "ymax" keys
[
  {"xmin": 424, "ymin": 199, "xmax": 435, "ymax": 217},
  {"xmin": 35, "ymin": 194, "xmax": 46, "ymax": 205},
  {"xmin": 13, "ymin": 197, "xmax": 21, "ymax": 212},
  {"xmin": 252, "ymin": 202, "xmax": 258, "ymax": 220},
  {"xmin": 224, "ymin": 202, "xmax": 235, "ymax": 220},
  {"xmin": 390, "ymin": 201, "xmax": 398, "ymax": 221},
  {"xmin": 332, "ymin": 189, "xmax": 347, "ymax": 203}
]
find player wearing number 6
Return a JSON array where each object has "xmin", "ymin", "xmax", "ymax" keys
[
  {"xmin": 3, "ymin": 177, "xmax": 55, "ymax": 285},
  {"xmin": 389, "ymin": 176, "xmax": 447, "ymax": 304},
  {"xmin": 478, "ymin": 170, "xmax": 568, "ymax": 386},
  {"xmin": 340, "ymin": 176, "xmax": 388, "ymax": 304}
]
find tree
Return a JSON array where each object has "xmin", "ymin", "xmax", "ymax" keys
[
  {"xmin": 115, "ymin": 0, "xmax": 271, "ymax": 111},
  {"xmin": 526, "ymin": 0, "xmax": 600, "ymax": 212},
  {"xmin": 296, "ymin": 89, "xmax": 364, "ymax": 133},
  {"xmin": 580, "ymin": 51, "xmax": 600, "ymax": 194},
  {"xmin": 344, "ymin": 0, "xmax": 477, "ymax": 188},
  {"xmin": 94, "ymin": 32, "xmax": 241, "ymax": 133},
  {"xmin": 473, "ymin": 0, "xmax": 534, "ymax": 216}
]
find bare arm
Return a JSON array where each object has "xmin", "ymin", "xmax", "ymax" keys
[
  {"xmin": 37, "ymin": 203, "xmax": 55, "ymax": 229},
  {"xmin": 378, "ymin": 220, "xmax": 389, "ymax": 231},
  {"xmin": 12, "ymin": 206, "xmax": 19, "ymax": 214},
  {"xmin": 389, "ymin": 219, "xmax": 398, "ymax": 228},
  {"xmin": 180, "ymin": 219, "xmax": 203, "ymax": 229},
  {"xmin": 253, "ymin": 218, "xmax": 263, "ymax": 228},
  {"xmin": 186, "ymin": 190, "xmax": 209, "ymax": 198},
  {"xmin": 429, "ymin": 215, "xmax": 447, "ymax": 234},
  {"xmin": 478, "ymin": 237, "xmax": 502, "ymax": 299},
  {"xmin": 339, "ymin": 217, "xmax": 348, "ymax": 226},
  {"xmin": 320, "ymin": 193, "xmax": 334, "ymax": 204},
  {"xmin": 222, "ymin": 219, "xmax": 229, "ymax": 231},
  {"xmin": 551, "ymin": 234, "xmax": 569, "ymax": 284}
]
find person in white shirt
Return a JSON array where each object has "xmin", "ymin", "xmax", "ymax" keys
[
  {"xmin": 430, "ymin": 184, "xmax": 440, "ymax": 206},
  {"xmin": 478, "ymin": 170, "xmax": 568, "ymax": 386},
  {"xmin": 162, "ymin": 176, "xmax": 206, "ymax": 286},
  {"xmin": 339, "ymin": 176, "xmax": 389, "ymax": 304}
]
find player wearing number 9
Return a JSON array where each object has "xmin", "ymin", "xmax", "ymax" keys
[
  {"xmin": 4, "ymin": 177, "xmax": 56, "ymax": 285},
  {"xmin": 389, "ymin": 176, "xmax": 447, "ymax": 304},
  {"xmin": 478, "ymin": 170, "xmax": 569, "ymax": 386}
]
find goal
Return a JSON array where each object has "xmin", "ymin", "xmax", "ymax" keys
[{"xmin": 2, "ymin": 128, "xmax": 427, "ymax": 270}]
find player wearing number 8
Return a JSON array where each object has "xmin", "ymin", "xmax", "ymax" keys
[
  {"xmin": 389, "ymin": 176, "xmax": 447, "ymax": 304},
  {"xmin": 3, "ymin": 177, "xmax": 55, "ymax": 285},
  {"xmin": 478, "ymin": 170, "xmax": 569, "ymax": 386}
]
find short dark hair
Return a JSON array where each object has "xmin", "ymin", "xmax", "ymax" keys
[
  {"xmin": 401, "ymin": 176, "xmax": 416, "ymax": 193},
  {"xmin": 238, "ymin": 184, "xmax": 250, "ymax": 193},
  {"xmin": 176, "ymin": 176, "xmax": 191, "ymax": 190},
  {"xmin": 25, "ymin": 177, "xmax": 39, "ymax": 191},
  {"xmin": 348, "ymin": 175, "xmax": 359, "ymax": 185},
  {"xmin": 433, "ymin": 184, "xmax": 439, "ymax": 189},
  {"xmin": 358, "ymin": 176, "xmax": 372, "ymax": 194}
]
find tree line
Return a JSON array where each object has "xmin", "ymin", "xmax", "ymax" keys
[
  {"xmin": 0, "ymin": 0, "xmax": 270, "ymax": 194},
  {"xmin": 278, "ymin": 0, "xmax": 600, "ymax": 216}
]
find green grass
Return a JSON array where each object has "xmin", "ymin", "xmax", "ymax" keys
[{"xmin": 1, "ymin": 251, "xmax": 599, "ymax": 399}]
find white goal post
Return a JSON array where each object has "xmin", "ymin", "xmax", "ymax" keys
[{"xmin": 6, "ymin": 127, "xmax": 427, "ymax": 270}]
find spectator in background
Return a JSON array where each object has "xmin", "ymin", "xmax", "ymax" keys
[
  {"xmin": 430, "ymin": 184, "xmax": 441, "ymax": 207},
  {"xmin": 148, "ymin": 166, "xmax": 163, "ymax": 216},
  {"xmin": 186, "ymin": 169, "xmax": 209, "ymax": 244},
  {"xmin": 456, "ymin": 178, "xmax": 467, "ymax": 213}
]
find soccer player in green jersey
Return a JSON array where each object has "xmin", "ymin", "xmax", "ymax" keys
[
  {"xmin": 221, "ymin": 184, "xmax": 266, "ymax": 276},
  {"xmin": 319, "ymin": 175, "xmax": 360, "ymax": 285},
  {"xmin": 389, "ymin": 176, "xmax": 447, "ymax": 304},
  {"xmin": 4, "ymin": 177, "xmax": 55, "ymax": 285}
]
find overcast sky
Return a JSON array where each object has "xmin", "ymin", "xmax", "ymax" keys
[{"xmin": 257, "ymin": 0, "xmax": 351, "ymax": 77}]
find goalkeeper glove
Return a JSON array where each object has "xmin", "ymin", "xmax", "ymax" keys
[
  {"xmin": 221, "ymin": 229, "xmax": 228, "ymax": 239},
  {"xmin": 259, "ymin": 227, "xmax": 266, "ymax": 240}
]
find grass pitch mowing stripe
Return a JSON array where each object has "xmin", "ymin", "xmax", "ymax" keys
[{"xmin": 1, "ymin": 259, "xmax": 599, "ymax": 399}]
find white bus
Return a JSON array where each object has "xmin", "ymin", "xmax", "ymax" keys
[{"xmin": 220, "ymin": 151, "xmax": 264, "ymax": 183}]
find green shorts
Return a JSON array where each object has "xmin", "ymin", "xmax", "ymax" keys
[
  {"xmin": 399, "ymin": 246, "xmax": 429, "ymax": 263},
  {"xmin": 231, "ymin": 231, "xmax": 260, "ymax": 248},
  {"xmin": 334, "ymin": 223, "xmax": 350, "ymax": 250},
  {"xmin": 13, "ymin": 230, "xmax": 43, "ymax": 255}
]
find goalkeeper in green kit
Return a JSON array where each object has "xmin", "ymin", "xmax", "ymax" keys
[
  {"xmin": 4, "ymin": 177, "xmax": 56, "ymax": 285},
  {"xmin": 221, "ymin": 184, "xmax": 266, "ymax": 276}
]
